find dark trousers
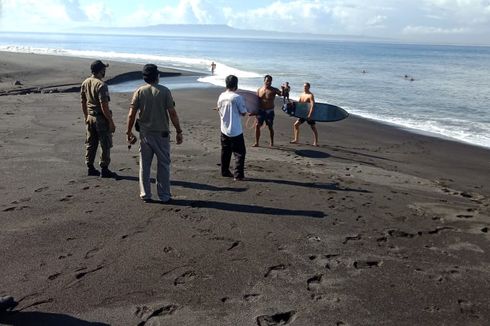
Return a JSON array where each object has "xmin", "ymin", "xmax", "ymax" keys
[{"xmin": 221, "ymin": 133, "xmax": 246, "ymax": 178}]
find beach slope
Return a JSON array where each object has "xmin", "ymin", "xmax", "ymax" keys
[{"xmin": 0, "ymin": 52, "xmax": 489, "ymax": 325}]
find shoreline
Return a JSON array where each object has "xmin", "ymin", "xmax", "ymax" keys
[
  {"xmin": 1, "ymin": 51, "xmax": 489, "ymax": 325},
  {"xmin": 1, "ymin": 50, "xmax": 489, "ymax": 151}
]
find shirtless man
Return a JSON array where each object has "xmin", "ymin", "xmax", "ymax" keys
[
  {"xmin": 290, "ymin": 82, "xmax": 319, "ymax": 146},
  {"xmin": 254, "ymin": 75, "xmax": 282, "ymax": 147}
]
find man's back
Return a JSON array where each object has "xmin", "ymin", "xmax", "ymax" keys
[
  {"xmin": 81, "ymin": 76, "xmax": 109, "ymax": 111},
  {"xmin": 218, "ymin": 91, "xmax": 246, "ymax": 137},
  {"xmin": 131, "ymin": 84, "xmax": 174, "ymax": 134}
]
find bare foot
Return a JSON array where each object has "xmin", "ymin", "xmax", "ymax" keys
[
  {"xmin": 252, "ymin": 143, "xmax": 259, "ymax": 147},
  {"xmin": 269, "ymin": 142, "xmax": 274, "ymax": 147},
  {"xmin": 312, "ymin": 143, "xmax": 319, "ymax": 147},
  {"xmin": 290, "ymin": 140, "xmax": 298, "ymax": 144}
]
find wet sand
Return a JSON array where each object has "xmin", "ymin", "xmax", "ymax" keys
[{"xmin": 0, "ymin": 52, "xmax": 489, "ymax": 325}]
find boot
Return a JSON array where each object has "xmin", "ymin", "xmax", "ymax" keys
[
  {"xmin": 87, "ymin": 165, "xmax": 100, "ymax": 176},
  {"xmin": 101, "ymin": 167, "xmax": 118, "ymax": 178},
  {"xmin": 0, "ymin": 296, "xmax": 17, "ymax": 312}
]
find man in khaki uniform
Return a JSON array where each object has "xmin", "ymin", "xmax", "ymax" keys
[
  {"xmin": 81, "ymin": 60, "xmax": 117, "ymax": 178},
  {"xmin": 126, "ymin": 64, "xmax": 183, "ymax": 203}
]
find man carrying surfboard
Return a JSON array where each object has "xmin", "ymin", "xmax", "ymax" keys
[
  {"xmin": 217, "ymin": 75, "xmax": 247, "ymax": 180},
  {"xmin": 290, "ymin": 82, "xmax": 319, "ymax": 146},
  {"xmin": 254, "ymin": 75, "xmax": 282, "ymax": 147}
]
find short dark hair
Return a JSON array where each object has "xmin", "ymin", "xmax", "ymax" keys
[
  {"xmin": 142, "ymin": 64, "xmax": 159, "ymax": 83},
  {"xmin": 264, "ymin": 75, "xmax": 272, "ymax": 81},
  {"xmin": 225, "ymin": 75, "xmax": 238, "ymax": 90},
  {"xmin": 91, "ymin": 60, "xmax": 108, "ymax": 74},
  {"xmin": 304, "ymin": 82, "xmax": 311, "ymax": 88}
]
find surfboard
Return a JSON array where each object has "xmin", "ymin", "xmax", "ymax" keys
[
  {"xmin": 236, "ymin": 89, "xmax": 260, "ymax": 115},
  {"xmin": 282, "ymin": 101, "xmax": 349, "ymax": 122}
]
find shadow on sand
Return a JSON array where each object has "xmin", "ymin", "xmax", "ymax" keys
[
  {"xmin": 116, "ymin": 176, "xmax": 247, "ymax": 192},
  {"xmin": 294, "ymin": 149, "xmax": 330, "ymax": 159},
  {"xmin": 167, "ymin": 199, "xmax": 326, "ymax": 218},
  {"xmin": 245, "ymin": 178, "xmax": 370, "ymax": 193},
  {"xmin": 0, "ymin": 311, "xmax": 109, "ymax": 326}
]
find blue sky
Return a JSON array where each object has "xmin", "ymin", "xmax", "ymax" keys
[{"xmin": 1, "ymin": 0, "xmax": 490, "ymax": 44}]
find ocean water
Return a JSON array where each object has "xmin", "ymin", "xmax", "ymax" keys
[{"xmin": 1, "ymin": 32, "xmax": 489, "ymax": 149}]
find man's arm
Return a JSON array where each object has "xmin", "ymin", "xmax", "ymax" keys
[
  {"xmin": 81, "ymin": 99, "xmax": 88, "ymax": 123},
  {"xmin": 126, "ymin": 107, "xmax": 137, "ymax": 142},
  {"xmin": 307, "ymin": 94, "xmax": 315, "ymax": 120},
  {"xmin": 80, "ymin": 87, "xmax": 88, "ymax": 123},
  {"xmin": 238, "ymin": 96, "xmax": 247, "ymax": 116},
  {"xmin": 100, "ymin": 101, "xmax": 116, "ymax": 132},
  {"xmin": 168, "ymin": 107, "xmax": 183, "ymax": 145}
]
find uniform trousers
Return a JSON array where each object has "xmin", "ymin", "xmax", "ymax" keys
[{"xmin": 139, "ymin": 133, "xmax": 171, "ymax": 201}]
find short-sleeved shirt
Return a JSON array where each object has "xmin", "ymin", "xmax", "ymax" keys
[
  {"xmin": 80, "ymin": 76, "xmax": 110, "ymax": 115},
  {"xmin": 217, "ymin": 91, "xmax": 247, "ymax": 137},
  {"xmin": 130, "ymin": 84, "xmax": 174, "ymax": 134}
]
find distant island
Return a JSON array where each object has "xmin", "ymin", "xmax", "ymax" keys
[{"xmin": 73, "ymin": 24, "xmax": 390, "ymax": 42}]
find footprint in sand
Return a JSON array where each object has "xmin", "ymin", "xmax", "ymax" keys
[
  {"xmin": 353, "ymin": 260, "xmax": 382, "ymax": 269},
  {"xmin": 84, "ymin": 247, "xmax": 100, "ymax": 259},
  {"xmin": 48, "ymin": 272, "xmax": 61, "ymax": 281},
  {"xmin": 342, "ymin": 234, "xmax": 362, "ymax": 244},
  {"xmin": 457, "ymin": 299, "xmax": 480, "ymax": 319},
  {"xmin": 387, "ymin": 229, "xmax": 415, "ymax": 239},
  {"xmin": 264, "ymin": 264, "xmax": 288, "ymax": 278},
  {"xmin": 174, "ymin": 271, "xmax": 197, "ymax": 286},
  {"xmin": 60, "ymin": 195, "xmax": 73, "ymax": 202},
  {"xmin": 135, "ymin": 304, "xmax": 179, "ymax": 325},
  {"xmin": 307, "ymin": 274, "xmax": 324, "ymax": 291},
  {"xmin": 256, "ymin": 311, "xmax": 296, "ymax": 326},
  {"xmin": 243, "ymin": 293, "xmax": 262, "ymax": 302}
]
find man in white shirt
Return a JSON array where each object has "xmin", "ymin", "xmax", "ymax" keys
[{"xmin": 217, "ymin": 75, "xmax": 247, "ymax": 180}]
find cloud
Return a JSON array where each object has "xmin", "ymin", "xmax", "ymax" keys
[
  {"xmin": 422, "ymin": 0, "xmax": 490, "ymax": 25},
  {"xmin": 83, "ymin": 3, "xmax": 112, "ymax": 23},
  {"xmin": 122, "ymin": 0, "xmax": 221, "ymax": 26},
  {"xmin": 222, "ymin": 1, "xmax": 395, "ymax": 35},
  {"xmin": 403, "ymin": 25, "xmax": 470, "ymax": 34},
  {"xmin": 63, "ymin": 0, "xmax": 87, "ymax": 21},
  {"xmin": 0, "ymin": 0, "xmax": 112, "ymax": 30}
]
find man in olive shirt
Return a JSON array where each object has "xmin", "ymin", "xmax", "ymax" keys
[
  {"xmin": 80, "ymin": 60, "xmax": 117, "ymax": 178},
  {"xmin": 126, "ymin": 64, "xmax": 183, "ymax": 203}
]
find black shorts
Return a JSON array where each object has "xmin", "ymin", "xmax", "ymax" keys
[
  {"xmin": 298, "ymin": 118, "xmax": 316, "ymax": 125},
  {"xmin": 256, "ymin": 109, "xmax": 275, "ymax": 127}
]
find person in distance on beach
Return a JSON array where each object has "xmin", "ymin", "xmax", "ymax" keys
[
  {"xmin": 211, "ymin": 61, "xmax": 216, "ymax": 75},
  {"xmin": 254, "ymin": 75, "xmax": 282, "ymax": 147},
  {"xmin": 281, "ymin": 81, "xmax": 291, "ymax": 102},
  {"xmin": 80, "ymin": 60, "xmax": 117, "ymax": 178},
  {"xmin": 217, "ymin": 75, "xmax": 247, "ymax": 181},
  {"xmin": 126, "ymin": 64, "xmax": 183, "ymax": 203},
  {"xmin": 290, "ymin": 82, "xmax": 319, "ymax": 146}
]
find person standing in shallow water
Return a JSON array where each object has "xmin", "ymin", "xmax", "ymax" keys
[
  {"xmin": 217, "ymin": 75, "xmax": 247, "ymax": 180},
  {"xmin": 126, "ymin": 64, "xmax": 183, "ymax": 203},
  {"xmin": 80, "ymin": 60, "xmax": 117, "ymax": 178},
  {"xmin": 290, "ymin": 82, "xmax": 319, "ymax": 146}
]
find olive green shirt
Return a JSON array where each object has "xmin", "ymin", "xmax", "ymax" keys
[
  {"xmin": 130, "ymin": 84, "xmax": 174, "ymax": 134},
  {"xmin": 80, "ymin": 77, "xmax": 110, "ymax": 115}
]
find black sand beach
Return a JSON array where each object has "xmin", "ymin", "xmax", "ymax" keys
[{"xmin": 1, "ymin": 52, "xmax": 489, "ymax": 325}]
